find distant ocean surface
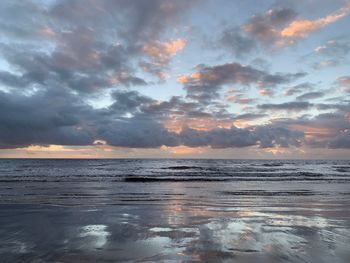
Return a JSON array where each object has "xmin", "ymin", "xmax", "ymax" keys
[{"xmin": 0, "ymin": 159, "xmax": 350, "ymax": 262}]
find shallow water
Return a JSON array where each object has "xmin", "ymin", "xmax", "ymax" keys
[{"xmin": 0, "ymin": 159, "xmax": 349, "ymax": 262}]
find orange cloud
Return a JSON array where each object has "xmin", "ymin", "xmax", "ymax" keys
[
  {"xmin": 233, "ymin": 120, "xmax": 251, "ymax": 129},
  {"xmin": 163, "ymin": 39, "xmax": 186, "ymax": 56},
  {"xmin": 337, "ymin": 76, "xmax": 350, "ymax": 86},
  {"xmin": 280, "ymin": 1, "xmax": 350, "ymax": 41},
  {"xmin": 288, "ymin": 124, "xmax": 335, "ymax": 143},
  {"xmin": 264, "ymin": 146, "xmax": 287, "ymax": 155},
  {"xmin": 161, "ymin": 145, "xmax": 206, "ymax": 155},
  {"xmin": 143, "ymin": 38, "xmax": 186, "ymax": 64},
  {"xmin": 176, "ymin": 72, "xmax": 201, "ymax": 84},
  {"xmin": 164, "ymin": 118, "xmax": 232, "ymax": 133},
  {"xmin": 259, "ymin": 89, "xmax": 273, "ymax": 96}
]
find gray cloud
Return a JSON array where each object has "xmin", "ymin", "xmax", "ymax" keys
[
  {"xmin": 0, "ymin": 0, "xmax": 348, "ymax": 152},
  {"xmin": 1, "ymin": 85, "xmax": 349, "ymax": 149},
  {"xmin": 0, "ymin": 89, "xmax": 94, "ymax": 149},
  {"xmin": 217, "ymin": 8, "xmax": 298, "ymax": 56},
  {"xmin": 234, "ymin": 113, "xmax": 267, "ymax": 121},
  {"xmin": 180, "ymin": 125, "xmax": 303, "ymax": 149},
  {"xmin": 336, "ymin": 76, "xmax": 350, "ymax": 93},
  {"xmin": 296, "ymin": 91, "xmax": 324, "ymax": 101},
  {"xmin": 0, "ymin": 0, "xmax": 195, "ymax": 93},
  {"xmin": 272, "ymin": 110, "xmax": 350, "ymax": 149},
  {"xmin": 220, "ymin": 27, "xmax": 256, "ymax": 57},
  {"xmin": 284, "ymin": 82, "xmax": 314, "ymax": 96},
  {"xmin": 315, "ymin": 39, "xmax": 350, "ymax": 58},
  {"xmin": 180, "ymin": 62, "xmax": 305, "ymax": 103},
  {"xmin": 258, "ymin": 101, "xmax": 313, "ymax": 111},
  {"xmin": 243, "ymin": 7, "xmax": 297, "ymax": 45},
  {"xmin": 0, "ymin": 87, "xmax": 307, "ymax": 149}
]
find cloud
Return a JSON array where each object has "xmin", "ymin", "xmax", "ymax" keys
[
  {"xmin": 0, "ymin": 0, "xmax": 195, "ymax": 93},
  {"xmin": 313, "ymin": 59, "xmax": 340, "ymax": 69},
  {"xmin": 0, "ymin": 0, "xmax": 349, "ymax": 153},
  {"xmin": 0, "ymin": 89, "xmax": 94, "ymax": 149},
  {"xmin": 336, "ymin": 76, "xmax": 350, "ymax": 92},
  {"xmin": 109, "ymin": 90, "xmax": 155, "ymax": 115},
  {"xmin": 258, "ymin": 101, "xmax": 313, "ymax": 111},
  {"xmin": 1, "ymin": 83, "xmax": 349, "ymax": 150},
  {"xmin": 242, "ymin": 2, "xmax": 350, "ymax": 48},
  {"xmin": 243, "ymin": 8, "xmax": 297, "ymax": 45},
  {"xmin": 234, "ymin": 113, "xmax": 267, "ymax": 121},
  {"xmin": 180, "ymin": 125, "xmax": 303, "ymax": 149},
  {"xmin": 226, "ymin": 94, "xmax": 254, "ymax": 104},
  {"xmin": 178, "ymin": 62, "xmax": 305, "ymax": 103},
  {"xmin": 220, "ymin": 27, "xmax": 256, "ymax": 57},
  {"xmin": 0, "ymin": 86, "xmax": 308, "ymax": 150},
  {"xmin": 98, "ymin": 118, "xmax": 180, "ymax": 148},
  {"xmin": 142, "ymin": 39, "xmax": 186, "ymax": 65},
  {"xmin": 284, "ymin": 82, "xmax": 314, "ymax": 96},
  {"xmin": 314, "ymin": 39, "xmax": 350, "ymax": 57},
  {"xmin": 141, "ymin": 38, "xmax": 185, "ymax": 80},
  {"xmin": 280, "ymin": 2, "xmax": 350, "ymax": 42},
  {"xmin": 306, "ymin": 39, "xmax": 350, "ymax": 69},
  {"xmin": 296, "ymin": 91, "xmax": 324, "ymax": 101},
  {"xmin": 273, "ymin": 111, "xmax": 350, "ymax": 149}
]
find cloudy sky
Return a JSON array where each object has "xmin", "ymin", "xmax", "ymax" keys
[{"xmin": 0, "ymin": 0, "xmax": 349, "ymax": 159}]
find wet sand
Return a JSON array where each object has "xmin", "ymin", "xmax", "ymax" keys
[
  {"xmin": 1, "ymin": 180, "xmax": 350, "ymax": 262},
  {"xmin": 0, "ymin": 159, "xmax": 350, "ymax": 262}
]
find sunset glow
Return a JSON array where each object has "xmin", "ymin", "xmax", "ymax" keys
[{"xmin": 0, "ymin": 0, "xmax": 349, "ymax": 159}]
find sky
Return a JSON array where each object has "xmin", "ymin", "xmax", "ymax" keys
[{"xmin": 0, "ymin": 0, "xmax": 349, "ymax": 159}]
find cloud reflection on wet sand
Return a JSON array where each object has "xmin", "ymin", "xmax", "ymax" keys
[{"xmin": 1, "ymin": 179, "xmax": 350, "ymax": 262}]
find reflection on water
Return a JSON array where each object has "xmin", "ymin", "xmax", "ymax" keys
[
  {"xmin": 79, "ymin": 225, "xmax": 110, "ymax": 249},
  {"xmin": 1, "ymin": 184, "xmax": 350, "ymax": 262},
  {"xmin": 0, "ymin": 159, "xmax": 350, "ymax": 262}
]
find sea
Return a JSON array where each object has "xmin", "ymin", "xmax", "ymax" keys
[{"xmin": 0, "ymin": 159, "xmax": 349, "ymax": 262}]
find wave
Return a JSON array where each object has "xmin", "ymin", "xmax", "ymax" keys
[
  {"xmin": 124, "ymin": 177, "xmax": 229, "ymax": 182},
  {"xmin": 261, "ymin": 163, "xmax": 284, "ymax": 167},
  {"xmin": 219, "ymin": 190, "xmax": 320, "ymax": 196},
  {"xmin": 162, "ymin": 166, "xmax": 203, "ymax": 170}
]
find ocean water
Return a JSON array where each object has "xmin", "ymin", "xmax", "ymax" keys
[{"xmin": 0, "ymin": 159, "xmax": 349, "ymax": 262}]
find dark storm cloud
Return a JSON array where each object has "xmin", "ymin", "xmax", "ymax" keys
[
  {"xmin": 0, "ymin": 86, "xmax": 307, "ymax": 149},
  {"xmin": 97, "ymin": 118, "xmax": 180, "ymax": 148},
  {"xmin": 0, "ymin": 88, "xmax": 177, "ymax": 149},
  {"xmin": 0, "ymin": 89, "xmax": 94, "ymax": 149},
  {"xmin": 1, "ymin": 84, "xmax": 348, "ymax": 149},
  {"xmin": 258, "ymin": 101, "xmax": 313, "ymax": 111},
  {"xmin": 109, "ymin": 90, "xmax": 155, "ymax": 115}
]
